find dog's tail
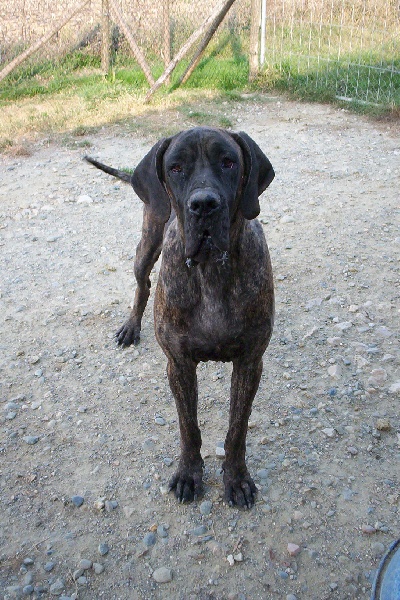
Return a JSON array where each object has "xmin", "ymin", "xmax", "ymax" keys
[{"xmin": 84, "ymin": 156, "xmax": 132, "ymax": 184}]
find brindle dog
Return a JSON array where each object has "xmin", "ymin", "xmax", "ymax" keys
[{"xmin": 85, "ymin": 127, "xmax": 275, "ymax": 508}]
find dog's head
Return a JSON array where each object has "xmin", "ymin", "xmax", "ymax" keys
[{"xmin": 132, "ymin": 127, "xmax": 274, "ymax": 264}]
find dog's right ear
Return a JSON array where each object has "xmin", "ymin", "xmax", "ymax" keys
[{"xmin": 132, "ymin": 137, "xmax": 173, "ymax": 223}]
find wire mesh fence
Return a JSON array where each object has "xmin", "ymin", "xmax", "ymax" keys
[
  {"xmin": 0, "ymin": 0, "xmax": 398, "ymax": 107},
  {"xmin": 261, "ymin": 0, "xmax": 400, "ymax": 106}
]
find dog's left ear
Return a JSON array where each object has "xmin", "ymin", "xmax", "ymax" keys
[
  {"xmin": 131, "ymin": 137, "xmax": 173, "ymax": 223},
  {"xmin": 230, "ymin": 131, "xmax": 275, "ymax": 220}
]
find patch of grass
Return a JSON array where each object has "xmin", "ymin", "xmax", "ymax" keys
[
  {"xmin": 218, "ymin": 116, "xmax": 233, "ymax": 128},
  {"xmin": 257, "ymin": 24, "xmax": 399, "ymax": 114},
  {"xmin": 0, "ymin": 21, "xmax": 398, "ymax": 149},
  {"xmin": 0, "ymin": 138, "xmax": 13, "ymax": 151}
]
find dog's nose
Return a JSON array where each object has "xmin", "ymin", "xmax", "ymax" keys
[{"xmin": 188, "ymin": 191, "xmax": 220, "ymax": 216}]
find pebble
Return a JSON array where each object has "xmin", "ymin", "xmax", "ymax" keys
[
  {"xmin": 123, "ymin": 505, "xmax": 135, "ymax": 518},
  {"xmin": 71, "ymin": 495, "xmax": 84, "ymax": 507},
  {"xmin": 257, "ymin": 468, "xmax": 269, "ymax": 480},
  {"xmin": 93, "ymin": 562, "xmax": 105, "ymax": 574},
  {"xmin": 155, "ymin": 416, "xmax": 166, "ymax": 426},
  {"xmin": 157, "ymin": 524, "xmax": 169, "ymax": 538},
  {"xmin": 23, "ymin": 436, "xmax": 39, "ymax": 445},
  {"xmin": 98, "ymin": 543, "xmax": 109, "ymax": 556},
  {"xmin": 163, "ymin": 457, "xmax": 173, "ymax": 466},
  {"xmin": 347, "ymin": 446, "xmax": 358, "ymax": 455},
  {"xmin": 215, "ymin": 446, "xmax": 225, "ymax": 458},
  {"xmin": 328, "ymin": 364, "xmax": 341, "ymax": 378},
  {"xmin": 388, "ymin": 381, "xmax": 400, "ymax": 394},
  {"xmin": 322, "ymin": 428, "xmax": 335, "ymax": 438},
  {"xmin": 227, "ymin": 554, "xmax": 235, "ymax": 566},
  {"xmin": 49, "ymin": 578, "xmax": 65, "ymax": 595},
  {"xmin": 5, "ymin": 401, "xmax": 19, "ymax": 411},
  {"xmin": 143, "ymin": 532, "xmax": 156, "ymax": 547},
  {"xmin": 371, "ymin": 542, "xmax": 385, "ymax": 557},
  {"xmin": 327, "ymin": 337, "xmax": 341, "ymax": 346},
  {"xmin": 193, "ymin": 525, "xmax": 208, "ymax": 536},
  {"xmin": 278, "ymin": 570, "xmax": 289, "ymax": 579},
  {"xmin": 76, "ymin": 576, "xmax": 87, "ymax": 585},
  {"xmin": 152, "ymin": 566, "xmax": 172, "ymax": 583},
  {"xmin": 77, "ymin": 194, "xmax": 93, "ymax": 204},
  {"xmin": 79, "ymin": 559, "xmax": 92, "ymax": 570},
  {"xmin": 280, "ymin": 214, "xmax": 295, "ymax": 223},
  {"xmin": 368, "ymin": 369, "xmax": 387, "ymax": 387},
  {"xmin": 73, "ymin": 569, "xmax": 84, "ymax": 580},
  {"xmin": 200, "ymin": 500, "xmax": 213, "ymax": 515},
  {"xmin": 334, "ymin": 321, "xmax": 352, "ymax": 331},
  {"xmin": 23, "ymin": 573, "xmax": 33, "ymax": 585},
  {"xmin": 23, "ymin": 558, "xmax": 34, "ymax": 566},
  {"xmin": 23, "ymin": 585, "xmax": 34, "ymax": 595},
  {"xmin": 44, "ymin": 561, "xmax": 55, "ymax": 572},
  {"xmin": 376, "ymin": 418, "xmax": 391, "ymax": 431},
  {"xmin": 104, "ymin": 500, "xmax": 118, "ymax": 512},
  {"xmin": 362, "ymin": 524, "xmax": 376, "ymax": 534},
  {"xmin": 287, "ymin": 543, "xmax": 301, "ymax": 556}
]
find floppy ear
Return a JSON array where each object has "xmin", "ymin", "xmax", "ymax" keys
[
  {"xmin": 230, "ymin": 131, "xmax": 275, "ymax": 220},
  {"xmin": 131, "ymin": 137, "xmax": 173, "ymax": 223}
]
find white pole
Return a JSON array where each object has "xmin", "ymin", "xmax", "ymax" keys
[{"xmin": 260, "ymin": 0, "xmax": 266, "ymax": 65}]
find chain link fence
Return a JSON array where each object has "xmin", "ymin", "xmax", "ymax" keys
[{"xmin": 0, "ymin": 0, "xmax": 398, "ymax": 106}]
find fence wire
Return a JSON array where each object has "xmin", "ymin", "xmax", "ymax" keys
[
  {"xmin": 262, "ymin": 0, "xmax": 399, "ymax": 105},
  {"xmin": 0, "ymin": 0, "xmax": 398, "ymax": 107}
]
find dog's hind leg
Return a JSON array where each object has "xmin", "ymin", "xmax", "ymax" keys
[{"xmin": 116, "ymin": 205, "xmax": 164, "ymax": 346}]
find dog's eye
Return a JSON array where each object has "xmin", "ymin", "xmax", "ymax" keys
[
  {"xmin": 221, "ymin": 158, "xmax": 235, "ymax": 169},
  {"xmin": 170, "ymin": 164, "xmax": 182, "ymax": 173}
]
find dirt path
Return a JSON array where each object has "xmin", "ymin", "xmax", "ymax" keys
[{"xmin": 1, "ymin": 97, "xmax": 399, "ymax": 600}]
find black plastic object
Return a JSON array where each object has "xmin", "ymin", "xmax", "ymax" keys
[{"xmin": 371, "ymin": 539, "xmax": 400, "ymax": 600}]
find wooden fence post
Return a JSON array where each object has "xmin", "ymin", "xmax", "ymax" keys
[
  {"xmin": 109, "ymin": 0, "xmax": 155, "ymax": 86},
  {"xmin": 249, "ymin": 0, "xmax": 261, "ymax": 81},
  {"xmin": 145, "ymin": 0, "xmax": 236, "ymax": 101},
  {"xmin": 101, "ymin": 0, "xmax": 111, "ymax": 73},
  {"xmin": 178, "ymin": 0, "xmax": 236, "ymax": 87}
]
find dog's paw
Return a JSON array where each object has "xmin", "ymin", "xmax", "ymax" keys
[
  {"xmin": 223, "ymin": 469, "xmax": 257, "ymax": 509},
  {"xmin": 169, "ymin": 467, "xmax": 203, "ymax": 503},
  {"xmin": 115, "ymin": 321, "xmax": 140, "ymax": 346}
]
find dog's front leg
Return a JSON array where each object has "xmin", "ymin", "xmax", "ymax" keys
[
  {"xmin": 116, "ymin": 206, "xmax": 164, "ymax": 346},
  {"xmin": 167, "ymin": 356, "xmax": 204, "ymax": 502},
  {"xmin": 223, "ymin": 358, "xmax": 263, "ymax": 509}
]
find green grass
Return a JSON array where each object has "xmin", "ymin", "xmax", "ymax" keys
[
  {"xmin": 0, "ymin": 24, "xmax": 398, "ymax": 120},
  {"xmin": 256, "ymin": 24, "xmax": 399, "ymax": 113}
]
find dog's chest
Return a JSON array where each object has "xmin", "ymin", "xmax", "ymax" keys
[{"xmin": 186, "ymin": 275, "xmax": 260, "ymax": 361}]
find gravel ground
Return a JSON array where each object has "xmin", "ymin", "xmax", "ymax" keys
[{"xmin": 1, "ymin": 97, "xmax": 399, "ymax": 600}]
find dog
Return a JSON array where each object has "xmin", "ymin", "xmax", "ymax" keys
[{"xmin": 85, "ymin": 126, "xmax": 275, "ymax": 508}]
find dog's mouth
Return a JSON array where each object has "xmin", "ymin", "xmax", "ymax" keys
[
  {"xmin": 184, "ymin": 202, "xmax": 230, "ymax": 265},
  {"xmin": 185, "ymin": 229, "xmax": 229, "ymax": 265}
]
